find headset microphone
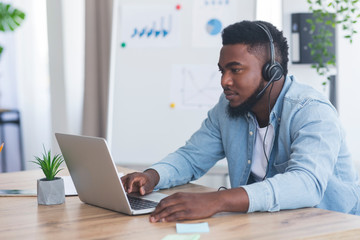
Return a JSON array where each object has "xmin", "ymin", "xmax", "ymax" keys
[
  {"xmin": 255, "ymin": 69, "xmax": 280, "ymax": 99},
  {"xmin": 255, "ymin": 23, "xmax": 284, "ymax": 100}
]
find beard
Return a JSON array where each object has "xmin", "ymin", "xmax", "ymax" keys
[{"xmin": 227, "ymin": 81, "xmax": 265, "ymax": 119}]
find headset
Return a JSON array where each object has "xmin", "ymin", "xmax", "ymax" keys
[
  {"xmin": 254, "ymin": 22, "xmax": 284, "ymax": 181},
  {"xmin": 255, "ymin": 22, "xmax": 284, "ymax": 99}
]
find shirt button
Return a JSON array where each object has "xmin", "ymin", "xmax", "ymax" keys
[
  {"xmin": 248, "ymin": 160, "xmax": 251, "ymax": 164},
  {"xmin": 249, "ymin": 131, "xmax": 253, "ymax": 136}
]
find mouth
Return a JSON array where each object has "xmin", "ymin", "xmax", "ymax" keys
[{"xmin": 223, "ymin": 89, "xmax": 238, "ymax": 101}]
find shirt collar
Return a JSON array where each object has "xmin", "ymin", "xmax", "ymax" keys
[{"xmin": 269, "ymin": 75, "xmax": 294, "ymax": 126}]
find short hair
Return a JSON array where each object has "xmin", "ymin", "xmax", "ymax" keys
[{"xmin": 222, "ymin": 20, "xmax": 289, "ymax": 77}]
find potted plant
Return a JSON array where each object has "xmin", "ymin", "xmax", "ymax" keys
[{"xmin": 32, "ymin": 147, "xmax": 65, "ymax": 205}]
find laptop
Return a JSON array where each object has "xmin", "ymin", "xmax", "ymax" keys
[{"xmin": 55, "ymin": 133, "xmax": 167, "ymax": 215}]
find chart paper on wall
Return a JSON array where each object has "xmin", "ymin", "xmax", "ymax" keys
[
  {"xmin": 120, "ymin": 4, "xmax": 181, "ymax": 48},
  {"xmin": 170, "ymin": 64, "xmax": 222, "ymax": 110}
]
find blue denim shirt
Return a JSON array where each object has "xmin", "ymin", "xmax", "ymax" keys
[{"xmin": 151, "ymin": 76, "xmax": 360, "ymax": 215}]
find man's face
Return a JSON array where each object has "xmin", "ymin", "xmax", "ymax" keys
[{"xmin": 218, "ymin": 44, "xmax": 265, "ymax": 118}]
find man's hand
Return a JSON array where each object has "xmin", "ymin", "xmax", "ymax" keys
[
  {"xmin": 149, "ymin": 188, "xmax": 249, "ymax": 222},
  {"xmin": 121, "ymin": 169, "xmax": 160, "ymax": 195},
  {"xmin": 149, "ymin": 192, "xmax": 220, "ymax": 222}
]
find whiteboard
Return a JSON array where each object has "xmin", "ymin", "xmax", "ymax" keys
[{"xmin": 107, "ymin": 0, "xmax": 255, "ymax": 165}]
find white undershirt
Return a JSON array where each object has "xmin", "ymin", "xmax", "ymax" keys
[{"xmin": 251, "ymin": 123, "xmax": 274, "ymax": 182}]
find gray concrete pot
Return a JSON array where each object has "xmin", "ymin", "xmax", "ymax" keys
[{"xmin": 37, "ymin": 177, "xmax": 65, "ymax": 205}]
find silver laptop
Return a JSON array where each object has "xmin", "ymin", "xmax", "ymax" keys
[{"xmin": 55, "ymin": 133, "xmax": 167, "ymax": 215}]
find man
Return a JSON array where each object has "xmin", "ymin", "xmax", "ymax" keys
[{"xmin": 121, "ymin": 20, "xmax": 360, "ymax": 222}]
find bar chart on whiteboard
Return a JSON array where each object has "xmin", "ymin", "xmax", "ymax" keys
[{"xmin": 120, "ymin": 4, "xmax": 181, "ymax": 48}]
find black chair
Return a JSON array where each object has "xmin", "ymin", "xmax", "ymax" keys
[{"xmin": 0, "ymin": 109, "xmax": 24, "ymax": 172}]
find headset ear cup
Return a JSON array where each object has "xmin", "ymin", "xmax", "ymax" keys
[{"xmin": 262, "ymin": 62, "xmax": 283, "ymax": 82}]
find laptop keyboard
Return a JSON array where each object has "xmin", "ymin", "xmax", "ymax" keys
[{"xmin": 127, "ymin": 195, "xmax": 158, "ymax": 210}]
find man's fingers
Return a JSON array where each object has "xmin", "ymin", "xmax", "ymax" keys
[
  {"xmin": 123, "ymin": 173, "xmax": 148, "ymax": 193},
  {"xmin": 150, "ymin": 203, "xmax": 186, "ymax": 222},
  {"xmin": 139, "ymin": 186, "xmax": 146, "ymax": 195},
  {"xmin": 149, "ymin": 192, "xmax": 220, "ymax": 223},
  {"xmin": 121, "ymin": 174, "xmax": 138, "ymax": 193},
  {"xmin": 151, "ymin": 194, "xmax": 185, "ymax": 220},
  {"xmin": 121, "ymin": 172, "xmax": 157, "ymax": 195},
  {"xmin": 150, "ymin": 206, "xmax": 188, "ymax": 222},
  {"xmin": 127, "ymin": 177, "xmax": 140, "ymax": 193},
  {"xmin": 121, "ymin": 175, "xmax": 129, "ymax": 192},
  {"xmin": 163, "ymin": 210, "xmax": 188, "ymax": 222}
]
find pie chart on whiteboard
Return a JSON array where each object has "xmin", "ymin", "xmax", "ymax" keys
[{"xmin": 206, "ymin": 18, "xmax": 222, "ymax": 35}]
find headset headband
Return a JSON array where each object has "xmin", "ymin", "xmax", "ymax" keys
[{"xmin": 256, "ymin": 23, "xmax": 275, "ymax": 66}]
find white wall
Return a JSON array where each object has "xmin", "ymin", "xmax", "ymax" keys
[
  {"xmin": 283, "ymin": 0, "xmax": 360, "ymax": 174},
  {"xmin": 337, "ymin": 28, "xmax": 360, "ymax": 172}
]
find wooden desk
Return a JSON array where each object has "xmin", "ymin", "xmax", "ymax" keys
[{"xmin": 1, "ymin": 168, "xmax": 360, "ymax": 239}]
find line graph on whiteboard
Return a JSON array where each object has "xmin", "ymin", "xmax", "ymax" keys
[{"xmin": 171, "ymin": 65, "xmax": 222, "ymax": 110}]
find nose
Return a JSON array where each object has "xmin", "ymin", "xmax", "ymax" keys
[{"xmin": 221, "ymin": 71, "xmax": 233, "ymax": 88}]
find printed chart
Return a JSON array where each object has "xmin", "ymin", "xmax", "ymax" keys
[
  {"xmin": 120, "ymin": 4, "xmax": 181, "ymax": 48},
  {"xmin": 170, "ymin": 64, "xmax": 223, "ymax": 110},
  {"xmin": 192, "ymin": 0, "xmax": 240, "ymax": 47}
]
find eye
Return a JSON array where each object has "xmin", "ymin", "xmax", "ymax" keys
[
  {"xmin": 218, "ymin": 68, "xmax": 224, "ymax": 74},
  {"xmin": 231, "ymin": 68, "xmax": 242, "ymax": 73}
]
